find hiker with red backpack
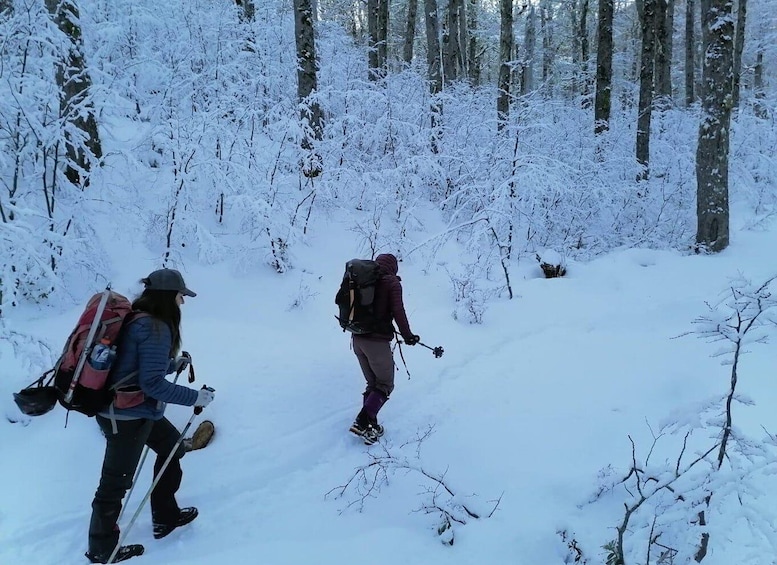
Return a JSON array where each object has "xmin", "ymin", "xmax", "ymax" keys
[
  {"xmin": 336, "ymin": 253, "xmax": 420, "ymax": 445},
  {"xmin": 85, "ymin": 269, "xmax": 216, "ymax": 564}
]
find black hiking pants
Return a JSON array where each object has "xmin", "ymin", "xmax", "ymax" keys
[{"xmin": 88, "ymin": 416, "xmax": 185, "ymax": 556}]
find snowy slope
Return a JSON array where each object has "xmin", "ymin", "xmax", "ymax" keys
[{"xmin": 3, "ymin": 207, "xmax": 777, "ymax": 565}]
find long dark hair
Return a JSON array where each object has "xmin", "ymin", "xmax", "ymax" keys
[{"xmin": 132, "ymin": 289, "xmax": 181, "ymax": 356}]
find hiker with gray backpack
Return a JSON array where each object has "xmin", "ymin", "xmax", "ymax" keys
[
  {"xmin": 336, "ymin": 253, "xmax": 420, "ymax": 445},
  {"xmin": 83, "ymin": 269, "xmax": 216, "ymax": 564}
]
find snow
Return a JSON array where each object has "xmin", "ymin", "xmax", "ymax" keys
[{"xmin": 4, "ymin": 202, "xmax": 777, "ymax": 564}]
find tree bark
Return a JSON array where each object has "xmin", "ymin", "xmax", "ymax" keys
[
  {"xmin": 654, "ymin": 0, "xmax": 672, "ymax": 101},
  {"xmin": 753, "ymin": 46, "xmax": 766, "ymax": 118},
  {"xmin": 45, "ymin": 0, "xmax": 102, "ymax": 186},
  {"xmin": 293, "ymin": 0, "xmax": 324, "ymax": 174},
  {"xmin": 636, "ymin": 0, "xmax": 656, "ymax": 180},
  {"xmin": 424, "ymin": 0, "xmax": 443, "ymax": 152},
  {"xmin": 695, "ymin": 0, "xmax": 733, "ymax": 254},
  {"xmin": 403, "ymin": 0, "xmax": 419, "ymax": 63},
  {"xmin": 467, "ymin": 0, "xmax": 480, "ymax": 84},
  {"xmin": 443, "ymin": 0, "xmax": 464, "ymax": 83},
  {"xmin": 731, "ymin": 0, "xmax": 746, "ymax": 108},
  {"xmin": 580, "ymin": 0, "xmax": 590, "ymax": 101},
  {"xmin": 368, "ymin": 0, "xmax": 380, "ymax": 79},
  {"xmin": 236, "ymin": 0, "xmax": 255, "ymax": 21},
  {"xmin": 521, "ymin": 6, "xmax": 536, "ymax": 95},
  {"xmin": 497, "ymin": 0, "xmax": 514, "ymax": 130},
  {"xmin": 685, "ymin": 0, "xmax": 695, "ymax": 106},
  {"xmin": 541, "ymin": 0, "xmax": 553, "ymax": 95},
  {"xmin": 377, "ymin": 0, "xmax": 389, "ymax": 73},
  {"xmin": 594, "ymin": 0, "xmax": 614, "ymax": 134},
  {"xmin": 458, "ymin": 0, "xmax": 468, "ymax": 76}
]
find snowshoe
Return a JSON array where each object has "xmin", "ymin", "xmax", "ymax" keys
[
  {"xmin": 362, "ymin": 424, "xmax": 384, "ymax": 445},
  {"xmin": 184, "ymin": 420, "xmax": 215, "ymax": 452},
  {"xmin": 85, "ymin": 544, "xmax": 144, "ymax": 563},
  {"xmin": 349, "ymin": 420, "xmax": 368, "ymax": 437},
  {"xmin": 153, "ymin": 507, "xmax": 199, "ymax": 539}
]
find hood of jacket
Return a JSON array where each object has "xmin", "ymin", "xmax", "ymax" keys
[{"xmin": 375, "ymin": 253, "xmax": 398, "ymax": 276}]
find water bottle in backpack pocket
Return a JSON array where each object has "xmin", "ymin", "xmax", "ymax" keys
[{"xmin": 79, "ymin": 339, "xmax": 117, "ymax": 389}]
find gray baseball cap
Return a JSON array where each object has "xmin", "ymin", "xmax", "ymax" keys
[{"xmin": 142, "ymin": 268, "xmax": 197, "ymax": 297}]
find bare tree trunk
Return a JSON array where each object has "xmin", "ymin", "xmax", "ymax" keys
[
  {"xmin": 521, "ymin": 5, "xmax": 536, "ymax": 95},
  {"xmin": 44, "ymin": 0, "xmax": 102, "ymax": 187},
  {"xmin": 731, "ymin": 0, "xmax": 746, "ymax": 108},
  {"xmin": 666, "ymin": 0, "xmax": 675, "ymax": 80},
  {"xmin": 497, "ymin": 0, "xmax": 514, "ymax": 131},
  {"xmin": 654, "ymin": 0, "xmax": 672, "ymax": 102},
  {"xmin": 403, "ymin": 0, "xmax": 419, "ymax": 63},
  {"xmin": 694, "ymin": 0, "xmax": 733, "ymax": 255},
  {"xmin": 467, "ymin": 0, "xmax": 480, "ymax": 84},
  {"xmin": 580, "ymin": 0, "xmax": 591, "ymax": 103},
  {"xmin": 753, "ymin": 47, "xmax": 766, "ymax": 118},
  {"xmin": 685, "ymin": 0, "xmax": 695, "ymax": 106},
  {"xmin": 636, "ymin": 0, "xmax": 656, "ymax": 180},
  {"xmin": 458, "ymin": 0, "xmax": 468, "ymax": 75},
  {"xmin": 594, "ymin": 0, "xmax": 614, "ymax": 134},
  {"xmin": 541, "ymin": 0, "xmax": 553, "ymax": 96},
  {"xmin": 443, "ymin": 0, "xmax": 464, "ymax": 83},
  {"xmin": 424, "ymin": 0, "xmax": 443, "ymax": 152},
  {"xmin": 293, "ymin": 0, "xmax": 324, "ymax": 175},
  {"xmin": 377, "ymin": 0, "xmax": 389, "ymax": 72},
  {"xmin": 237, "ymin": 0, "xmax": 255, "ymax": 21},
  {"xmin": 368, "ymin": 0, "xmax": 380, "ymax": 79}
]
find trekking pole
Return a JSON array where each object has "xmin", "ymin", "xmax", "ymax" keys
[
  {"xmin": 116, "ymin": 362, "xmax": 192, "ymax": 523},
  {"xmin": 107, "ymin": 385, "xmax": 213, "ymax": 565},
  {"xmin": 418, "ymin": 342, "xmax": 445, "ymax": 358}
]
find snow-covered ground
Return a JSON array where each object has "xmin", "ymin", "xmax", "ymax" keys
[{"xmin": 3, "ymin": 204, "xmax": 777, "ymax": 564}]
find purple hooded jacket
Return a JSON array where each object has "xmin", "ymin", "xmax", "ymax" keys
[{"xmin": 367, "ymin": 253, "xmax": 414, "ymax": 342}]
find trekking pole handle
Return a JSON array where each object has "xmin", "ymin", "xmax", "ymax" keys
[{"xmin": 195, "ymin": 385, "xmax": 215, "ymax": 415}]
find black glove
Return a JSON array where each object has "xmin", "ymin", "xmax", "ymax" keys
[{"xmin": 405, "ymin": 334, "xmax": 420, "ymax": 346}]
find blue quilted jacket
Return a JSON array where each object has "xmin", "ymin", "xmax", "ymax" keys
[{"xmin": 99, "ymin": 315, "xmax": 198, "ymax": 421}]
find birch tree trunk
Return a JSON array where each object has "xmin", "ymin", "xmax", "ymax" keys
[
  {"xmin": 424, "ymin": 0, "xmax": 443, "ymax": 152},
  {"xmin": 685, "ymin": 0, "xmax": 695, "ymax": 105},
  {"xmin": 731, "ymin": 0, "xmax": 746, "ymax": 108},
  {"xmin": 45, "ymin": 0, "xmax": 102, "ymax": 186},
  {"xmin": 594, "ymin": 0, "xmax": 614, "ymax": 134},
  {"xmin": 497, "ymin": 0, "xmax": 514, "ymax": 131},
  {"xmin": 403, "ymin": 0, "xmax": 419, "ymax": 63},
  {"xmin": 694, "ymin": 0, "xmax": 733, "ymax": 254},
  {"xmin": 636, "ymin": 0, "xmax": 656, "ymax": 180},
  {"xmin": 293, "ymin": 0, "xmax": 324, "ymax": 175}
]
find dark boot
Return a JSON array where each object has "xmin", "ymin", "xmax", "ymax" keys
[
  {"xmin": 153, "ymin": 507, "xmax": 198, "ymax": 539},
  {"xmin": 85, "ymin": 544, "xmax": 144, "ymax": 563}
]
